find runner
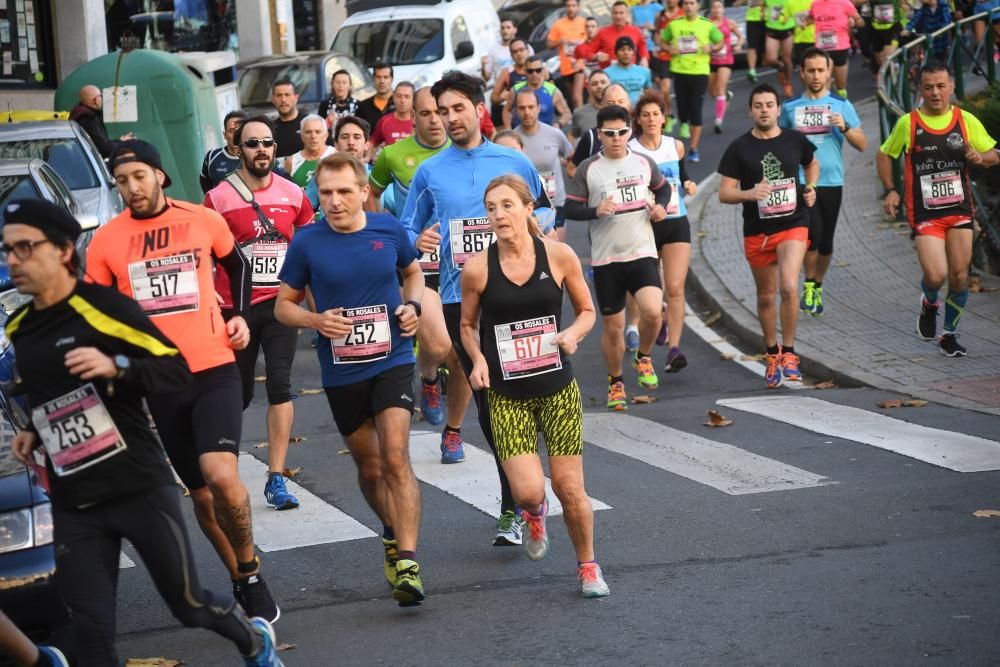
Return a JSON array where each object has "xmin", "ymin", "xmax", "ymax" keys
[
  {"xmin": 604, "ymin": 37, "xmax": 654, "ymax": 104},
  {"xmin": 877, "ymin": 61, "xmax": 998, "ymax": 356},
  {"xmin": 808, "ymin": 0, "xmax": 862, "ymax": 96},
  {"xmin": 206, "ymin": 116, "xmax": 315, "ymax": 511},
  {"xmin": 459, "ymin": 174, "xmax": 610, "ymax": 598},
  {"xmin": 491, "ymin": 39, "xmax": 531, "ymax": 128},
  {"xmin": 571, "ymin": 83, "xmax": 632, "ymax": 166},
  {"xmin": 318, "ymin": 69, "xmax": 361, "ymax": 128},
  {"xmin": 282, "ymin": 114, "xmax": 335, "ymax": 188},
  {"xmin": 505, "ymin": 55, "xmax": 573, "ymax": 129},
  {"xmin": 780, "ymin": 48, "xmax": 866, "ymax": 317},
  {"xmin": 661, "ymin": 0, "xmax": 724, "ymax": 162},
  {"xmin": 200, "ymin": 110, "xmax": 248, "ymax": 194},
  {"xmin": 868, "ymin": 0, "xmax": 904, "ymax": 71},
  {"xmin": 368, "ymin": 87, "xmax": 463, "ymax": 440},
  {"xmin": 571, "ymin": 69, "xmax": 610, "ymax": 136},
  {"xmin": 370, "ymin": 82, "xmax": 415, "ymax": 155},
  {"xmin": 788, "ymin": 0, "xmax": 816, "ymax": 72},
  {"xmin": 514, "ymin": 89, "xmax": 575, "ymax": 240},
  {"xmin": 0, "ymin": 609, "xmax": 67, "ymax": 666},
  {"xmin": 652, "ymin": 0, "xmax": 683, "ymax": 128},
  {"xmin": 745, "ymin": 0, "xmax": 766, "ymax": 82},
  {"xmin": 763, "ymin": 0, "xmax": 796, "ymax": 97},
  {"xmin": 274, "ymin": 152, "xmax": 427, "ymax": 606},
  {"xmin": 593, "ymin": 1, "xmax": 652, "ymax": 67},
  {"xmin": 629, "ymin": 91, "xmax": 697, "ymax": 373},
  {"xmin": 493, "ymin": 130, "xmax": 560, "ymax": 237},
  {"xmin": 85, "ymin": 140, "xmax": 279, "ymax": 621},
  {"xmin": 4, "ymin": 198, "xmax": 282, "ymax": 666},
  {"xmin": 548, "ymin": 0, "xmax": 588, "ymax": 109},
  {"xmin": 306, "ymin": 115, "xmax": 371, "ymax": 214},
  {"xmin": 718, "ymin": 83, "xmax": 819, "ymax": 388},
  {"xmin": 401, "ymin": 71, "xmax": 544, "ymax": 545},
  {"xmin": 482, "ymin": 17, "xmax": 533, "ymax": 86},
  {"xmin": 565, "ymin": 104, "xmax": 671, "ymax": 409},
  {"xmin": 708, "ymin": 0, "xmax": 744, "ymax": 133}
]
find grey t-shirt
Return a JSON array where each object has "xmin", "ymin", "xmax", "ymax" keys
[
  {"xmin": 515, "ymin": 123, "xmax": 574, "ymax": 206},
  {"xmin": 573, "ymin": 103, "xmax": 599, "ymax": 135}
]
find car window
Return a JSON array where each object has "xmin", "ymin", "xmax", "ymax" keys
[
  {"xmin": 238, "ymin": 63, "xmax": 321, "ymax": 108},
  {"xmin": 322, "ymin": 56, "xmax": 377, "ymax": 101},
  {"xmin": 0, "ymin": 176, "xmax": 43, "ymax": 224},
  {"xmin": 451, "ymin": 16, "xmax": 472, "ymax": 59},
  {"xmin": 35, "ymin": 166, "xmax": 77, "ymax": 214},
  {"xmin": 0, "ymin": 138, "xmax": 100, "ymax": 190},
  {"xmin": 332, "ymin": 19, "xmax": 445, "ymax": 67}
]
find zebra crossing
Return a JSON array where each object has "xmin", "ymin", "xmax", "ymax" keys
[{"xmin": 117, "ymin": 394, "xmax": 1000, "ymax": 569}]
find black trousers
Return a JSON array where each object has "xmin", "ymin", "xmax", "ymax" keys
[{"xmin": 673, "ymin": 73, "xmax": 709, "ymax": 126}]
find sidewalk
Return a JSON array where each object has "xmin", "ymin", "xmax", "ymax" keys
[{"xmin": 686, "ymin": 97, "xmax": 1000, "ymax": 416}]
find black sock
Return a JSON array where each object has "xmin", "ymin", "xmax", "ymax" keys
[
  {"xmin": 443, "ymin": 425, "xmax": 460, "ymax": 434},
  {"xmin": 422, "ymin": 374, "xmax": 438, "ymax": 386},
  {"xmin": 398, "ymin": 550, "xmax": 416, "ymax": 561},
  {"xmin": 766, "ymin": 345, "xmax": 780, "ymax": 356},
  {"xmin": 637, "ymin": 349, "xmax": 651, "ymax": 359},
  {"xmin": 235, "ymin": 556, "xmax": 259, "ymax": 579},
  {"xmin": 805, "ymin": 277, "xmax": 815, "ymax": 283},
  {"xmin": 814, "ymin": 282, "xmax": 822, "ymax": 288},
  {"xmin": 382, "ymin": 525, "xmax": 395, "ymax": 541},
  {"xmin": 609, "ymin": 375, "xmax": 623, "ymax": 385},
  {"xmin": 783, "ymin": 346, "xmax": 795, "ymax": 355}
]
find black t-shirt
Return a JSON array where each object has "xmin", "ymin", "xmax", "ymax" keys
[
  {"xmin": 7, "ymin": 282, "xmax": 192, "ymax": 509},
  {"xmin": 273, "ymin": 110, "xmax": 305, "ymax": 158},
  {"xmin": 356, "ymin": 96, "xmax": 395, "ymax": 137},
  {"xmin": 717, "ymin": 129, "xmax": 816, "ymax": 237}
]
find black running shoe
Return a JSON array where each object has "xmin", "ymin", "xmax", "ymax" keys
[
  {"xmin": 234, "ymin": 571, "xmax": 280, "ymax": 624},
  {"xmin": 939, "ymin": 333, "xmax": 967, "ymax": 357},
  {"xmin": 917, "ymin": 298, "xmax": 939, "ymax": 341}
]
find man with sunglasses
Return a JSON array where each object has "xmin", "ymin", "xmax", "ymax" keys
[
  {"xmin": 505, "ymin": 55, "xmax": 572, "ymax": 130},
  {"xmin": 85, "ymin": 139, "xmax": 280, "ymax": 623},
  {"xmin": 3, "ymin": 198, "xmax": 284, "ymax": 667},
  {"xmin": 491, "ymin": 38, "xmax": 532, "ymax": 127},
  {"xmin": 565, "ymin": 104, "xmax": 671, "ymax": 410},
  {"xmin": 205, "ymin": 116, "xmax": 315, "ymax": 512}
]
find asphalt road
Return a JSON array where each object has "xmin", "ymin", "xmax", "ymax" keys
[{"xmin": 110, "ymin": 64, "xmax": 1000, "ymax": 665}]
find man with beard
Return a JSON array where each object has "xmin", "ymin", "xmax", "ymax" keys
[
  {"xmin": 572, "ymin": 70, "xmax": 610, "ymax": 136},
  {"xmin": 201, "ymin": 110, "xmax": 249, "ymax": 194},
  {"xmin": 271, "ymin": 79, "xmax": 304, "ymax": 158},
  {"xmin": 206, "ymin": 116, "xmax": 315, "ymax": 511},
  {"xmin": 85, "ymin": 140, "xmax": 279, "ymax": 622},
  {"xmin": 357, "ymin": 63, "xmax": 396, "ymax": 137}
]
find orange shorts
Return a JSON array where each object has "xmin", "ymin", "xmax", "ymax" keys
[
  {"xmin": 743, "ymin": 227, "xmax": 809, "ymax": 268},
  {"xmin": 912, "ymin": 215, "xmax": 973, "ymax": 240}
]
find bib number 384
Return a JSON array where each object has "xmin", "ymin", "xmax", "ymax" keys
[
  {"xmin": 331, "ymin": 305, "xmax": 392, "ymax": 364},
  {"xmin": 32, "ymin": 384, "xmax": 127, "ymax": 477},
  {"xmin": 450, "ymin": 217, "xmax": 495, "ymax": 269},
  {"xmin": 758, "ymin": 178, "xmax": 798, "ymax": 218},
  {"xmin": 494, "ymin": 316, "xmax": 562, "ymax": 381}
]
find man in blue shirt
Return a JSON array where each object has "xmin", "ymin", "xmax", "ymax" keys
[
  {"xmin": 401, "ymin": 71, "xmax": 544, "ymax": 547},
  {"xmin": 604, "ymin": 37, "xmax": 654, "ymax": 104},
  {"xmin": 274, "ymin": 152, "xmax": 427, "ymax": 608},
  {"xmin": 779, "ymin": 48, "xmax": 866, "ymax": 316},
  {"xmin": 199, "ymin": 110, "xmax": 248, "ymax": 194}
]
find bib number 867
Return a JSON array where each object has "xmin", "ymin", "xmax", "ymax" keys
[
  {"xmin": 53, "ymin": 413, "xmax": 96, "ymax": 449},
  {"xmin": 462, "ymin": 234, "xmax": 488, "ymax": 254}
]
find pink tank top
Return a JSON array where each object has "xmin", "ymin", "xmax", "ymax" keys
[{"xmin": 710, "ymin": 18, "xmax": 734, "ymax": 65}]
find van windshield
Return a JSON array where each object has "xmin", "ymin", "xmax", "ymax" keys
[{"xmin": 333, "ymin": 19, "xmax": 444, "ymax": 67}]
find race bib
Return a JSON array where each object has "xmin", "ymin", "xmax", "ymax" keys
[
  {"xmin": 715, "ymin": 42, "xmax": 729, "ymax": 58},
  {"xmin": 449, "ymin": 217, "xmax": 495, "ymax": 269},
  {"xmin": 32, "ymin": 384, "xmax": 126, "ymax": 477},
  {"xmin": 419, "ymin": 246, "xmax": 440, "ymax": 275},
  {"xmin": 494, "ymin": 316, "xmax": 562, "ymax": 381},
  {"xmin": 794, "ymin": 10, "xmax": 810, "ymax": 27},
  {"xmin": 794, "ymin": 104, "xmax": 833, "ymax": 134},
  {"xmin": 873, "ymin": 3, "xmax": 894, "ymax": 22},
  {"xmin": 677, "ymin": 35, "xmax": 700, "ymax": 55},
  {"xmin": 128, "ymin": 253, "xmax": 200, "ymax": 317},
  {"xmin": 539, "ymin": 170, "xmax": 557, "ymax": 200},
  {"xmin": 330, "ymin": 305, "xmax": 392, "ymax": 364},
  {"xmin": 816, "ymin": 30, "xmax": 838, "ymax": 49},
  {"xmin": 758, "ymin": 178, "xmax": 798, "ymax": 218},
  {"xmin": 666, "ymin": 178, "xmax": 682, "ymax": 217},
  {"xmin": 769, "ymin": 4, "xmax": 784, "ymax": 21},
  {"xmin": 919, "ymin": 171, "xmax": 965, "ymax": 209},
  {"xmin": 603, "ymin": 177, "xmax": 650, "ymax": 213},
  {"xmin": 241, "ymin": 240, "xmax": 287, "ymax": 288}
]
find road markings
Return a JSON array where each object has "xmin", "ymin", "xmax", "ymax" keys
[
  {"xmin": 120, "ymin": 551, "xmax": 136, "ymax": 569},
  {"xmin": 239, "ymin": 455, "xmax": 376, "ymax": 551},
  {"xmin": 717, "ymin": 395, "xmax": 1000, "ymax": 472},
  {"xmin": 583, "ymin": 413, "xmax": 830, "ymax": 494},
  {"xmin": 409, "ymin": 430, "xmax": 612, "ymax": 516}
]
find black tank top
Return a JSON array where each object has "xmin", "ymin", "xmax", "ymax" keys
[
  {"xmin": 905, "ymin": 107, "xmax": 974, "ymax": 225},
  {"xmin": 480, "ymin": 236, "xmax": 573, "ymax": 398},
  {"xmin": 510, "ymin": 69, "xmax": 528, "ymax": 89}
]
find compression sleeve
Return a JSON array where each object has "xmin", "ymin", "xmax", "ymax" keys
[
  {"xmin": 679, "ymin": 154, "xmax": 689, "ymax": 183},
  {"xmin": 654, "ymin": 180, "xmax": 673, "ymax": 208},
  {"xmin": 564, "ymin": 199, "xmax": 598, "ymax": 220},
  {"xmin": 216, "ymin": 247, "xmax": 251, "ymax": 318}
]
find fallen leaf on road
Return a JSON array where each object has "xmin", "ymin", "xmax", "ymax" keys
[
  {"xmin": 631, "ymin": 395, "xmax": 657, "ymax": 404},
  {"xmin": 741, "ymin": 353, "xmax": 766, "ymax": 361},
  {"xmin": 276, "ymin": 644, "xmax": 297, "ymax": 652},
  {"xmin": 703, "ymin": 312, "xmax": 721, "ymax": 326},
  {"xmin": 969, "ymin": 276, "xmax": 1000, "ymax": 293},
  {"xmin": 290, "ymin": 436, "xmax": 307, "ymax": 443},
  {"xmin": 719, "ymin": 352, "xmax": 736, "ymax": 360},
  {"xmin": 299, "ymin": 388, "xmax": 323, "ymax": 395},
  {"xmin": 835, "ymin": 261, "xmax": 850, "ymax": 267},
  {"xmin": 705, "ymin": 410, "xmax": 733, "ymax": 427},
  {"xmin": 126, "ymin": 659, "xmax": 184, "ymax": 666},
  {"xmin": 338, "ymin": 449, "xmax": 350, "ymax": 455},
  {"xmin": 696, "ymin": 230, "xmax": 708, "ymax": 239},
  {"xmin": 902, "ymin": 398, "xmax": 928, "ymax": 407},
  {"xmin": 973, "ymin": 509, "xmax": 1000, "ymax": 518},
  {"xmin": 254, "ymin": 376, "xmax": 266, "ymax": 382},
  {"xmin": 283, "ymin": 467, "xmax": 303, "ymax": 478},
  {"xmin": 253, "ymin": 442, "xmax": 268, "ymax": 448},
  {"xmin": 910, "ymin": 356, "xmax": 926, "ymax": 362},
  {"xmin": 878, "ymin": 399, "xmax": 903, "ymax": 409},
  {"xmin": 812, "ymin": 380, "xmax": 837, "ymax": 389}
]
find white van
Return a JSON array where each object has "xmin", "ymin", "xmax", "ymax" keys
[{"xmin": 332, "ymin": 0, "xmax": 502, "ymax": 89}]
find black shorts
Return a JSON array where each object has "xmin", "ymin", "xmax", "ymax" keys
[
  {"xmin": 808, "ymin": 185, "xmax": 844, "ymax": 256},
  {"xmin": 650, "ymin": 57, "xmax": 672, "ymax": 79},
  {"xmin": 592, "ymin": 257, "xmax": 662, "ymax": 315},
  {"xmin": 148, "ymin": 363, "xmax": 243, "ymax": 490},
  {"xmin": 653, "ymin": 216, "xmax": 692, "ymax": 248},
  {"xmin": 747, "ymin": 20, "xmax": 766, "ymax": 52},
  {"xmin": 710, "ymin": 63, "xmax": 733, "ymax": 73},
  {"xmin": 324, "ymin": 363, "xmax": 415, "ymax": 436},
  {"xmin": 792, "ymin": 42, "xmax": 813, "ymax": 66},
  {"xmin": 767, "ymin": 28, "xmax": 794, "ymax": 41},
  {"xmin": 870, "ymin": 25, "xmax": 901, "ymax": 51},
  {"xmin": 227, "ymin": 300, "xmax": 298, "ymax": 409},
  {"xmin": 826, "ymin": 48, "xmax": 850, "ymax": 67},
  {"xmin": 424, "ymin": 273, "xmax": 440, "ymax": 292}
]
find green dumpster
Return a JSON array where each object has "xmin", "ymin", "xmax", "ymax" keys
[{"xmin": 55, "ymin": 49, "xmax": 225, "ymax": 203}]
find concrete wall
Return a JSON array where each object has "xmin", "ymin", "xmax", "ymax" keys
[{"xmin": 321, "ymin": 0, "xmax": 348, "ymax": 49}]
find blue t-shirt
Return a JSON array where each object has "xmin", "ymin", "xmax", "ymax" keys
[
  {"xmin": 604, "ymin": 64, "xmax": 653, "ymax": 105},
  {"xmin": 400, "ymin": 139, "xmax": 543, "ymax": 304},
  {"xmin": 779, "ymin": 93, "xmax": 861, "ymax": 187},
  {"xmin": 631, "ymin": 3, "xmax": 664, "ymax": 53},
  {"xmin": 278, "ymin": 213, "xmax": 418, "ymax": 387}
]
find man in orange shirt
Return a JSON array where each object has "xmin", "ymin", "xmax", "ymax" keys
[
  {"xmin": 548, "ymin": 0, "xmax": 588, "ymax": 108},
  {"xmin": 594, "ymin": 1, "xmax": 651, "ymax": 67}
]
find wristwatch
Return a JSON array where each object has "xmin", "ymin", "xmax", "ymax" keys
[
  {"xmin": 405, "ymin": 300, "xmax": 422, "ymax": 317},
  {"xmin": 113, "ymin": 355, "xmax": 130, "ymax": 380}
]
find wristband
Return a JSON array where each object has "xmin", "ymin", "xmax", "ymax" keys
[{"xmin": 405, "ymin": 300, "xmax": 422, "ymax": 317}]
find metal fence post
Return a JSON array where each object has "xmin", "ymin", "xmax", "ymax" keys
[{"xmin": 953, "ymin": 23, "xmax": 965, "ymax": 98}]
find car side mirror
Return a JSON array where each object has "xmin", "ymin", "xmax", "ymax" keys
[
  {"xmin": 454, "ymin": 40, "xmax": 474, "ymax": 61},
  {"xmin": 76, "ymin": 213, "xmax": 100, "ymax": 231}
]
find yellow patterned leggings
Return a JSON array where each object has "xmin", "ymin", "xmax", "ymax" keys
[{"xmin": 487, "ymin": 380, "xmax": 583, "ymax": 461}]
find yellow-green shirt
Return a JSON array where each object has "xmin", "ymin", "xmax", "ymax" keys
[
  {"xmin": 662, "ymin": 16, "xmax": 724, "ymax": 75},
  {"xmin": 765, "ymin": 0, "xmax": 797, "ymax": 29},
  {"xmin": 880, "ymin": 106, "xmax": 997, "ymax": 157},
  {"xmin": 747, "ymin": 0, "xmax": 763, "ymax": 21},
  {"xmin": 788, "ymin": 0, "xmax": 816, "ymax": 42}
]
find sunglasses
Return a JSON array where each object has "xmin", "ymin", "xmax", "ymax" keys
[
  {"xmin": 598, "ymin": 127, "xmax": 630, "ymax": 137},
  {"xmin": 526, "ymin": 67, "xmax": 545, "ymax": 74},
  {"xmin": 243, "ymin": 138, "xmax": 275, "ymax": 149}
]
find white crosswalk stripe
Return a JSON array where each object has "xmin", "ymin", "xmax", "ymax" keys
[
  {"xmin": 717, "ymin": 395, "xmax": 1000, "ymax": 472},
  {"xmin": 583, "ymin": 413, "xmax": 831, "ymax": 494}
]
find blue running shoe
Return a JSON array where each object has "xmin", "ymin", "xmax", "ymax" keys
[
  {"xmin": 765, "ymin": 352, "xmax": 783, "ymax": 389},
  {"xmin": 264, "ymin": 474, "xmax": 299, "ymax": 510},
  {"xmin": 420, "ymin": 376, "xmax": 445, "ymax": 425},
  {"xmin": 624, "ymin": 329, "xmax": 639, "ymax": 353},
  {"xmin": 688, "ymin": 149, "xmax": 700, "ymax": 163},
  {"xmin": 244, "ymin": 617, "xmax": 283, "ymax": 667},
  {"xmin": 781, "ymin": 352, "xmax": 802, "ymax": 383},
  {"xmin": 440, "ymin": 429, "xmax": 465, "ymax": 463},
  {"xmin": 37, "ymin": 646, "xmax": 69, "ymax": 667}
]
